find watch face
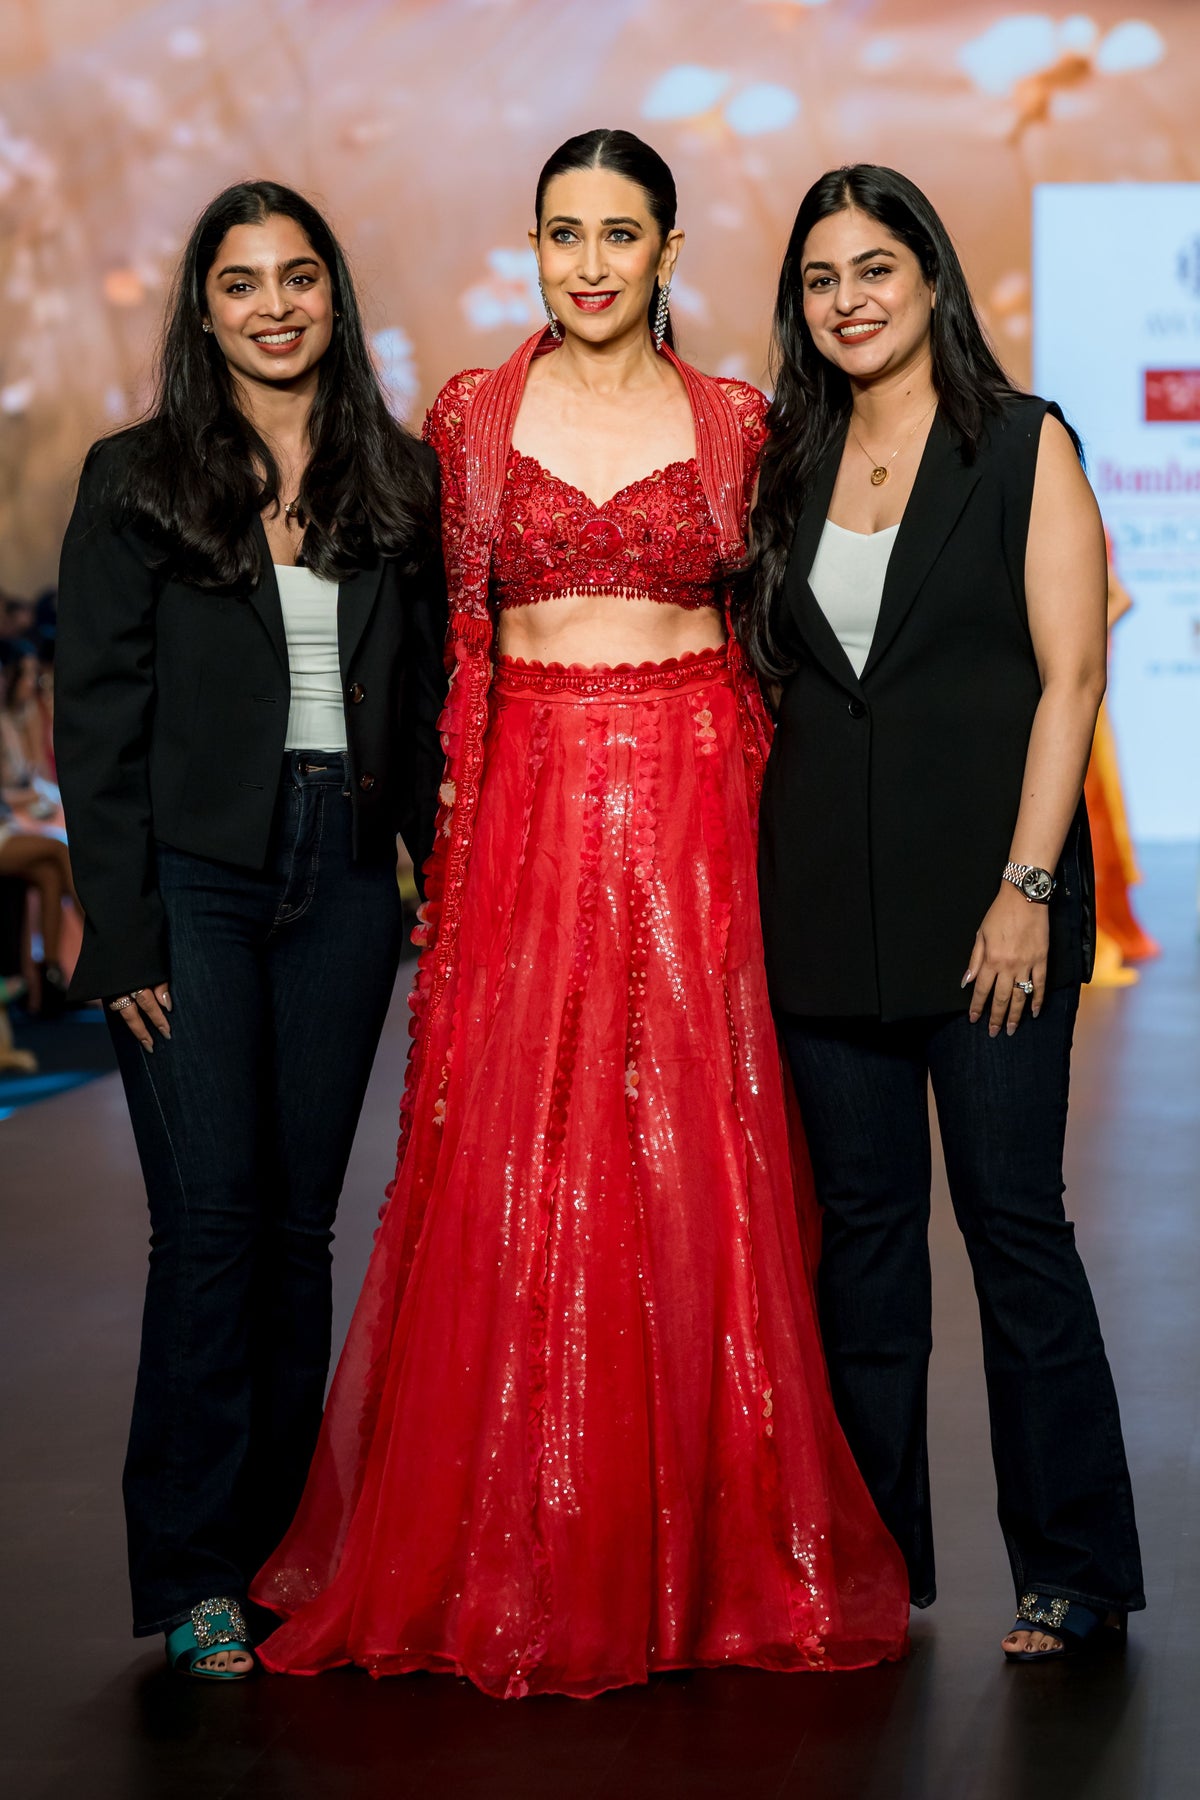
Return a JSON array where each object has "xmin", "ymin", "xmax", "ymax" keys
[{"xmin": 1022, "ymin": 868, "xmax": 1054, "ymax": 901}]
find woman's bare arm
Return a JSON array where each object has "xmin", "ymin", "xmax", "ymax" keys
[{"xmin": 965, "ymin": 413, "xmax": 1108, "ymax": 1034}]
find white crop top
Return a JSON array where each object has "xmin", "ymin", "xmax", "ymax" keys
[
  {"xmin": 808, "ymin": 520, "xmax": 899, "ymax": 679},
  {"xmin": 275, "ymin": 564, "xmax": 346, "ymax": 752}
]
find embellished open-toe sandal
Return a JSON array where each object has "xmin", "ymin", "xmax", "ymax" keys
[
  {"xmin": 1004, "ymin": 1591, "xmax": 1127, "ymax": 1662},
  {"xmin": 165, "ymin": 1597, "xmax": 254, "ymax": 1680}
]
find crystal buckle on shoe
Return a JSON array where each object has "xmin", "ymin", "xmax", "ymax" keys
[
  {"xmin": 190, "ymin": 1596, "xmax": 248, "ymax": 1652},
  {"xmin": 1016, "ymin": 1592, "xmax": 1069, "ymax": 1630}
]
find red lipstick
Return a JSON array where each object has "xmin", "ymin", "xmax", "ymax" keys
[{"xmin": 569, "ymin": 292, "xmax": 618, "ymax": 312}]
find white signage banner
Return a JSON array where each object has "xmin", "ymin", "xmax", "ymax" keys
[{"xmin": 1033, "ymin": 182, "xmax": 1200, "ymax": 842}]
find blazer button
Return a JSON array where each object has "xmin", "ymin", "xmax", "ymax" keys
[
  {"xmin": 847, "ymin": 698, "xmax": 867, "ymax": 719},
  {"xmin": 359, "ymin": 772, "xmax": 376, "ymax": 792},
  {"xmin": 349, "ymin": 682, "xmax": 366, "ymax": 705}
]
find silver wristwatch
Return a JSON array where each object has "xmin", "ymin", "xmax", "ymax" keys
[{"xmin": 1002, "ymin": 861, "xmax": 1055, "ymax": 904}]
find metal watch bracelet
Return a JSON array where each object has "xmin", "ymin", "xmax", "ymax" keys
[{"xmin": 1002, "ymin": 861, "xmax": 1055, "ymax": 904}]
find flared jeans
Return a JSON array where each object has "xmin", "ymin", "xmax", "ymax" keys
[{"xmin": 110, "ymin": 754, "xmax": 405, "ymax": 1635}]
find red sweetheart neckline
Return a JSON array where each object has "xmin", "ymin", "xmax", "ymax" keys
[{"xmin": 506, "ymin": 448, "xmax": 701, "ymax": 514}]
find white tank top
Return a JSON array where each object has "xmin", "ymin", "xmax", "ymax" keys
[
  {"xmin": 274, "ymin": 564, "xmax": 347, "ymax": 751},
  {"xmin": 808, "ymin": 520, "xmax": 899, "ymax": 678}
]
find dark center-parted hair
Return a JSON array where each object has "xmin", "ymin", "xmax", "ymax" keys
[
  {"xmin": 740, "ymin": 164, "xmax": 1026, "ymax": 679},
  {"xmin": 534, "ymin": 129, "xmax": 678, "ymax": 351},
  {"xmin": 115, "ymin": 179, "xmax": 437, "ymax": 591}
]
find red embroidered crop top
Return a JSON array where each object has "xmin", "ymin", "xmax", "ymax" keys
[{"xmin": 425, "ymin": 369, "xmax": 768, "ymax": 613}]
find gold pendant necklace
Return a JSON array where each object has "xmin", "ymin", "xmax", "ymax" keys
[
  {"xmin": 283, "ymin": 496, "xmax": 302, "ymax": 523},
  {"xmin": 850, "ymin": 401, "xmax": 937, "ymax": 487}
]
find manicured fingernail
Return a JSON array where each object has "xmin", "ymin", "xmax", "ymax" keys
[
  {"xmin": 143, "ymin": 1042, "xmax": 154, "ymax": 1055},
  {"xmin": 1032, "ymin": 1004, "xmax": 1040, "ymax": 1018},
  {"xmin": 989, "ymin": 1024, "xmax": 999, "ymax": 1037},
  {"xmin": 158, "ymin": 1024, "xmax": 171, "ymax": 1040},
  {"xmin": 1007, "ymin": 1022, "xmax": 1016, "ymax": 1036},
  {"xmin": 960, "ymin": 972, "xmax": 972, "ymax": 987},
  {"xmin": 159, "ymin": 993, "xmax": 172, "ymax": 1012}
]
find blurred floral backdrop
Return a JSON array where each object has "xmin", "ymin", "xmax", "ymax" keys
[{"xmin": 0, "ymin": 0, "xmax": 1196, "ymax": 592}]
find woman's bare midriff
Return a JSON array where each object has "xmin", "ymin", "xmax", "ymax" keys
[{"xmin": 497, "ymin": 591, "xmax": 726, "ymax": 666}]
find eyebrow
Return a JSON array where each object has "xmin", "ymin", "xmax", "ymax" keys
[
  {"xmin": 215, "ymin": 256, "xmax": 321, "ymax": 278},
  {"xmin": 802, "ymin": 247, "xmax": 894, "ymax": 274},
  {"xmin": 544, "ymin": 215, "xmax": 644, "ymax": 228}
]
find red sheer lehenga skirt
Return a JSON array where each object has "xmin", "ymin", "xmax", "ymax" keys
[{"xmin": 252, "ymin": 646, "xmax": 910, "ymax": 1696}]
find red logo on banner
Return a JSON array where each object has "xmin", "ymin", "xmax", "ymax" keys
[{"xmin": 1145, "ymin": 370, "xmax": 1200, "ymax": 422}]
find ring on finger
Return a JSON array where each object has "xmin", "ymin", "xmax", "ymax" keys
[
  {"xmin": 1015, "ymin": 979, "xmax": 1034, "ymax": 996},
  {"xmin": 108, "ymin": 995, "xmax": 135, "ymax": 1012}
]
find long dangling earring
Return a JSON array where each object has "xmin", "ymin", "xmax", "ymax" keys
[
  {"xmin": 653, "ymin": 281, "xmax": 671, "ymax": 352},
  {"xmin": 539, "ymin": 280, "xmax": 562, "ymax": 342}
]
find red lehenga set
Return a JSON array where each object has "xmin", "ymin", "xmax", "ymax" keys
[{"xmin": 253, "ymin": 329, "xmax": 909, "ymax": 1696}]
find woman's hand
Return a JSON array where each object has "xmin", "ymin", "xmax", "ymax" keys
[
  {"xmin": 107, "ymin": 985, "xmax": 173, "ymax": 1051},
  {"xmin": 962, "ymin": 885, "xmax": 1049, "ymax": 1036}
]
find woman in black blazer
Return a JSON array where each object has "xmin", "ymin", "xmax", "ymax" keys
[
  {"xmin": 55, "ymin": 181, "xmax": 446, "ymax": 1677},
  {"xmin": 745, "ymin": 166, "xmax": 1143, "ymax": 1660}
]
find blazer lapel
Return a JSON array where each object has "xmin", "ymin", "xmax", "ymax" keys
[
  {"xmin": 337, "ymin": 561, "xmax": 384, "ymax": 680},
  {"xmin": 246, "ymin": 518, "xmax": 384, "ymax": 680},
  {"xmin": 859, "ymin": 411, "xmax": 980, "ymax": 681},
  {"xmin": 247, "ymin": 520, "xmax": 288, "ymax": 672},
  {"xmin": 782, "ymin": 434, "xmax": 862, "ymax": 693}
]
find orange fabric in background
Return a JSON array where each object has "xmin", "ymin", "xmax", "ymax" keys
[{"xmin": 1086, "ymin": 701, "xmax": 1159, "ymax": 966}]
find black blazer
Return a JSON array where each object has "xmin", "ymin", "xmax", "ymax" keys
[
  {"xmin": 55, "ymin": 429, "xmax": 448, "ymax": 1000},
  {"xmin": 759, "ymin": 396, "xmax": 1095, "ymax": 1022}
]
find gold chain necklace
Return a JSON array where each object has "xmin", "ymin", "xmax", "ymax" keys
[{"xmin": 850, "ymin": 400, "xmax": 937, "ymax": 487}]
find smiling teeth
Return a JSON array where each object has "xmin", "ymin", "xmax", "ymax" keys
[
  {"xmin": 837, "ymin": 323, "xmax": 883, "ymax": 337},
  {"xmin": 256, "ymin": 330, "xmax": 301, "ymax": 344}
]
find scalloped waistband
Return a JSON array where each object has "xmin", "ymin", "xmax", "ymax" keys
[{"xmin": 492, "ymin": 645, "xmax": 729, "ymax": 699}]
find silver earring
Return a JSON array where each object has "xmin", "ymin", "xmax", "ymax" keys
[
  {"xmin": 653, "ymin": 282, "xmax": 671, "ymax": 351},
  {"xmin": 539, "ymin": 281, "xmax": 562, "ymax": 342},
  {"xmin": 202, "ymin": 319, "xmax": 212, "ymax": 334}
]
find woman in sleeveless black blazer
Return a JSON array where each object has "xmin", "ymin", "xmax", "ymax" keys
[{"xmin": 745, "ymin": 166, "xmax": 1143, "ymax": 1659}]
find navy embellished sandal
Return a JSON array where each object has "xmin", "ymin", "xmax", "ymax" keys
[
  {"xmin": 165, "ymin": 1597, "xmax": 254, "ymax": 1680},
  {"xmin": 1003, "ymin": 1591, "xmax": 1127, "ymax": 1662}
]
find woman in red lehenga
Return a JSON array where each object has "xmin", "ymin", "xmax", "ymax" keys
[{"xmin": 253, "ymin": 130, "xmax": 909, "ymax": 1696}]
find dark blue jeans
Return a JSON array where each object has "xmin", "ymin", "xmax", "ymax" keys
[
  {"xmin": 780, "ymin": 986, "xmax": 1144, "ymax": 1616},
  {"xmin": 110, "ymin": 754, "xmax": 405, "ymax": 1636}
]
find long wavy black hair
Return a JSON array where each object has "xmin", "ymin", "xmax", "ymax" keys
[
  {"xmin": 741, "ymin": 164, "xmax": 1024, "ymax": 678},
  {"xmin": 534, "ymin": 129, "xmax": 678, "ymax": 351},
  {"xmin": 115, "ymin": 179, "xmax": 437, "ymax": 591}
]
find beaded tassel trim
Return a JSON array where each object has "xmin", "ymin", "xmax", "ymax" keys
[
  {"xmin": 191, "ymin": 1596, "xmax": 249, "ymax": 1651},
  {"xmin": 1015, "ymin": 1592, "xmax": 1070, "ymax": 1630}
]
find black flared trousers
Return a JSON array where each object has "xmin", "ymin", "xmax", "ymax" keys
[{"xmin": 779, "ymin": 985, "xmax": 1144, "ymax": 1616}]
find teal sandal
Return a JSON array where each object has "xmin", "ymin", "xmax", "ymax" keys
[
  {"xmin": 1004, "ymin": 1591, "xmax": 1127, "ymax": 1662},
  {"xmin": 165, "ymin": 1597, "xmax": 254, "ymax": 1680}
]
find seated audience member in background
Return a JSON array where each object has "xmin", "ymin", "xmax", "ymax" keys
[
  {"xmin": 0, "ymin": 637, "xmax": 58, "ymax": 798},
  {"xmin": 1, "ymin": 591, "xmax": 36, "ymax": 644},
  {"xmin": 55, "ymin": 179, "xmax": 447, "ymax": 1680},
  {"xmin": 0, "ymin": 638, "xmax": 79, "ymax": 1012},
  {"xmin": 33, "ymin": 598, "xmax": 58, "ymax": 781}
]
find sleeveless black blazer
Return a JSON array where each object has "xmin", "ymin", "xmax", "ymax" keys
[{"xmin": 758, "ymin": 394, "xmax": 1095, "ymax": 1021}]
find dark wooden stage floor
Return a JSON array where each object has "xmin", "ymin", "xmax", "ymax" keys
[{"xmin": 3, "ymin": 846, "xmax": 1198, "ymax": 1800}]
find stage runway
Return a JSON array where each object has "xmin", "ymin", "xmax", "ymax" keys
[{"xmin": 3, "ymin": 845, "xmax": 1197, "ymax": 1800}]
